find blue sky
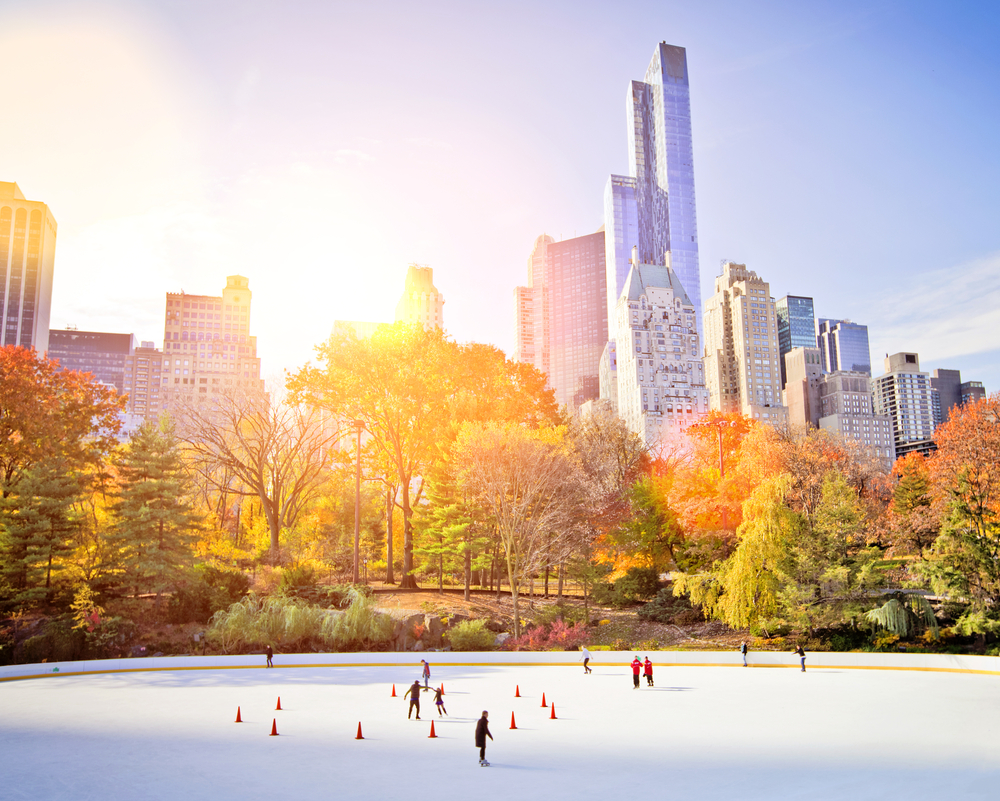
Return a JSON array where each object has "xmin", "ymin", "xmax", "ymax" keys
[{"xmin": 2, "ymin": 0, "xmax": 998, "ymax": 390}]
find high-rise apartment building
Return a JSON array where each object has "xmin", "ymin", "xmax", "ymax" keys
[
  {"xmin": 703, "ymin": 262, "xmax": 787, "ymax": 426},
  {"xmin": 160, "ymin": 275, "xmax": 264, "ymax": 412},
  {"xmin": 612, "ymin": 248, "xmax": 707, "ymax": 443},
  {"xmin": 604, "ymin": 42, "xmax": 702, "ymax": 373},
  {"xmin": 818, "ymin": 371, "xmax": 896, "ymax": 467},
  {"xmin": 961, "ymin": 381, "xmax": 986, "ymax": 406},
  {"xmin": 930, "ymin": 368, "xmax": 963, "ymax": 426},
  {"xmin": 395, "ymin": 264, "xmax": 444, "ymax": 330},
  {"xmin": 123, "ymin": 342, "xmax": 165, "ymax": 421},
  {"xmin": 48, "ymin": 329, "xmax": 136, "ymax": 393},
  {"xmin": 783, "ymin": 346, "xmax": 823, "ymax": 429},
  {"xmin": 1, "ymin": 182, "xmax": 57, "ymax": 354},
  {"xmin": 817, "ymin": 319, "xmax": 872, "ymax": 375},
  {"xmin": 776, "ymin": 295, "xmax": 816, "ymax": 386},
  {"xmin": 871, "ymin": 352, "xmax": 936, "ymax": 458},
  {"xmin": 514, "ymin": 231, "xmax": 607, "ymax": 410}
]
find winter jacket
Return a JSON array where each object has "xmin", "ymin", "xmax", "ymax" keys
[
  {"xmin": 631, "ymin": 659, "xmax": 642, "ymax": 675},
  {"xmin": 475, "ymin": 716, "xmax": 492, "ymax": 747},
  {"xmin": 643, "ymin": 659, "xmax": 653, "ymax": 675}
]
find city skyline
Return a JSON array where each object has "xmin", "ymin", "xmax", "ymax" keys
[{"xmin": 2, "ymin": 1, "xmax": 998, "ymax": 391}]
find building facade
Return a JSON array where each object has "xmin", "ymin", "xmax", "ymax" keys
[
  {"xmin": 395, "ymin": 264, "xmax": 444, "ymax": 330},
  {"xmin": 0, "ymin": 182, "xmax": 57, "ymax": 354},
  {"xmin": 818, "ymin": 371, "xmax": 896, "ymax": 468},
  {"xmin": 514, "ymin": 231, "xmax": 607, "ymax": 410},
  {"xmin": 123, "ymin": 342, "xmax": 165, "ymax": 421},
  {"xmin": 776, "ymin": 295, "xmax": 816, "ymax": 387},
  {"xmin": 871, "ymin": 352, "xmax": 936, "ymax": 458},
  {"xmin": 703, "ymin": 262, "xmax": 787, "ymax": 426},
  {"xmin": 48, "ymin": 329, "xmax": 136, "ymax": 393},
  {"xmin": 961, "ymin": 381, "xmax": 986, "ymax": 406},
  {"xmin": 783, "ymin": 346, "xmax": 823, "ymax": 430},
  {"xmin": 817, "ymin": 319, "xmax": 872, "ymax": 375},
  {"xmin": 160, "ymin": 275, "xmax": 264, "ymax": 412},
  {"xmin": 612, "ymin": 248, "xmax": 707, "ymax": 443}
]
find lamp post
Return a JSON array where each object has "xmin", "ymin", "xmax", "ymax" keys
[{"xmin": 352, "ymin": 420, "xmax": 365, "ymax": 584}]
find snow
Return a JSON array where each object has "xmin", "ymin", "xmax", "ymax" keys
[{"xmin": 2, "ymin": 653, "xmax": 999, "ymax": 800}]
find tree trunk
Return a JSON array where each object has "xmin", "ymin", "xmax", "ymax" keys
[
  {"xmin": 399, "ymin": 480, "xmax": 417, "ymax": 589},
  {"xmin": 544, "ymin": 564, "xmax": 549, "ymax": 598},
  {"xmin": 385, "ymin": 486, "xmax": 395, "ymax": 584},
  {"xmin": 438, "ymin": 553, "xmax": 444, "ymax": 595},
  {"xmin": 464, "ymin": 545, "xmax": 471, "ymax": 602},
  {"xmin": 557, "ymin": 561, "xmax": 564, "ymax": 598}
]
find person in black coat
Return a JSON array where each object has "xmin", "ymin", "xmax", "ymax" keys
[
  {"xmin": 404, "ymin": 680, "xmax": 423, "ymax": 719},
  {"xmin": 475, "ymin": 710, "xmax": 493, "ymax": 765},
  {"xmin": 265, "ymin": 645, "xmax": 273, "ymax": 668}
]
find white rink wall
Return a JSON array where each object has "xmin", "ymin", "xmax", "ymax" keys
[{"xmin": 2, "ymin": 648, "xmax": 999, "ymax": 682}]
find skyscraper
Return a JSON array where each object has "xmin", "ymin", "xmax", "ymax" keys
[
  {"xmin": 604, "ymin": 43, "xmax": 702, "ymax": 337},
  {"xmin": 775, "ymin": 295, "xmax": 816, "ymax": 386},
  {"xmin": 48, "ymin": 329, "xmax": 136, "ymax": 393},
  {"xmin": 871, "ymin": 352, "xmax": 936, "ymax": 458},
  {"xmin": 703, "ymin": 262, "xmax": 787, "ymax": 426},
  {"xmin": 817, "ymin": 319, "xmax": 872, "ymax": 375},
  {"xmin": 0, "ymin": 182, "xmax": 57, "ymax": 354},
  {"xmin": 395, "ymin": 264, "xmax": 444, "ymax": 330},
  {"xmin": 514, "ymin": 230, "xmax": 607, "ymax": 410}
]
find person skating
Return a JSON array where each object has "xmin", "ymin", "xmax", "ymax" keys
[
  {"xmin": 265, "ymin": 645, "xmax": 273, "ymax": 668},
  {"xmin": 740, "ymin": 641, "xmax": 748, "ymax": 667},
  {"xmin": 631, "ymin": 655, "xmax": 642, "ymax": 688},
  {"xmin": 404, "ymin": 679, "xmax": 423, "ymax": 719},
  {"xmin": 643, "ymin": 656, "xmax": 654, "ymax": 687},
  {"xmin": 794, "ymin": 644, "xmax": 806, "ymax": 672},
  {"xmin": 433, "ymin": 685, "xmax": 448, "ymax": 716},
  {"xmin": 580, "ymin": 645, "xmax": 592, "ymax": 674},
  {"xmin": 420, "ymin": 658, "xmax": 431, "ymax": 689},
  {"xmin": 475, "ymin": 710, "xmax": 493, "ymax": 766}
]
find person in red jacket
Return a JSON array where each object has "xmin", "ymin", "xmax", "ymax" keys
[
  {"xmin": 643, "ymin": 656, "xmax": 654, "ymax": 687},
  {"xmin": 631, "ymin": 656, "xmax": 642, "ymax": 689}
]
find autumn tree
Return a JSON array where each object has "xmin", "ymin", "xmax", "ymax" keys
[
  {"xmin": 889, "ymin": 452, "xmax": 940, "ymax": 556},
  {"xmin": 177, "ymin": 388, "xmax": 342, "ymax": 562}
]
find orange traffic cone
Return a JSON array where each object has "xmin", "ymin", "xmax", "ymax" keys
[
  {"xmin": 235, "ymin": 706, "xmax": 242, "ymax": 723},
  {"xmin": 439, "ymin": 683, "xmax": 444, "ymax": 694},
  {"xmin": 550, "ymin": 703, "xmax": 557, "ymax": 720},
  {"xmin": 515, "ymin": 685, "xmax": 520, "ymax": 697},
  {"xmin": 270, "ymin": 718, "xmax": 279, "ymax": 736},
  {"xmin": 355, "ymin": 722, "xmax": 364, "ymax": 740},
  {"xmin": 275, "ymin": 697, "xmax": 282, "ymax": 711},
  {"xmin": 428, "ymin": 721, "xmax": 437, "ymax": 738},
  {"xmin": 541, "ymin": 692, "xmax": 547, "ymax": 708},
  {"xmin": 509, "ymin": 712, "xmax": 517, "ymax": 730},
  {"xmin": 391, "ymin": 684, "xmax": 397, "ymax": 697}
]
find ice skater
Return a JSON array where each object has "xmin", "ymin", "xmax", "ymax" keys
[
  {"xmin": 420, "ymin": 658, "xmax": 431, "ymax": 688},
  {"xmin": 631, "ymin": 655, "xmax": 642, "ymax": 688},
  {"xmin": 475, "ymin": 710, "xmax": 493, "ymax": 766},
  {"xmin": 265, "ymin": 645, "xmax": 273, "ymax": 668},
  {"xmin": 794, "ymin": 644, "xmax": 806, "ymax": 672},
  {"xmin": 740, "ymin": 641, "xmax": 748, "ymax": 667},
  {"xmin": 433, "ymin": 685, "xmax": 448, "ymax": 716},
  {"xmin": 643, "ymin": 656, "xmax": 654, "ymax": 687},
  {"xmin": 580, "ymin": 645, "xmax": 592, "ymax": 674},
  {"xmin": 404, "ymin": 679, "xmax": 423, "ymax": 719}
]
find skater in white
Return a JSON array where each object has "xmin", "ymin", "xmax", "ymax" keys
[
  {"xmin": 580, "ymin": 645, "xmax": 592, "ymax": 674},
  {"xmin": 475, "ymin": 710, "xmax": 493, "ymax": 766}
]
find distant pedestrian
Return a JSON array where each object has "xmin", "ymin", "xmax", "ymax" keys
[
  {"xmin": 794, "ymin": 645, "xmax": 806, "ymax": 672},
  {"xmin": 433, "ymin": 686, "xmax": 448, "ymax": 716},
  {"xmin": 420, "ymin": 658, "xmax": 431, "ymax": 688},
  {"xmin": 404, "ymin": 680, "xmax": 423, "ymax": 719},
  {"xmin": 643, "ymin": 656, "xmax": 654, "ymax": 687},
  {"xmin": 580, "ymin": 646, "xmax": 592, "ymax": 674},
  {"xmin": 630, "ymin": 656, "xmax": 642, "ymax": 689},
  {"xmin": 740, "ymin": 641, "xmax": 748, "ymax": 667},
  {"xmin": 475, "ymin": 710, "xmax": 493, "ymax": 766},
  {"xmin": 265, "ymin": 645, "xmax": 273, "ymax": 668}
]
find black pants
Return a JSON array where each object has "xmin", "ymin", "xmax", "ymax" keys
[
  {"xmin": 633, "ymin": 674, "xmax": 640, "ymax": 688},
  {"xmin": 646, "ymin": 674, "xmax": 653, "ymax": 686},
  {"xmin": 409, "ymin": 700, "xmax": 420, "ymax": 718},
  {"xmin": 479, "ymin": 745, "xmax": 486, "ymax": 761},
  {"xmin": 583, "ymin": 658, "xmax": 590, "ymax": 673}
]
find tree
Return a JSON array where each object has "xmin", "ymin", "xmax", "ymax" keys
[
  {"xmin": 453, "ymin": 421, "xmax": 585, "ymax": 636},
  {"xmin": 178, "ymin": 389, "xmax": 342, "ymax": 562},
  {"xmin": 110, "ymin": 421, "xmax": 199, "ymax": 599},
  {"xmin": 889, "ymin": 452, "xmax": 940, "ymax": 556},
  {"xmin": 0, "ymin": 345, "xmax": 123, "ymax": 495}
]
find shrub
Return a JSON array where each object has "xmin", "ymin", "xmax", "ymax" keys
[
  {"xmin": 445, "ymin": 619, "xmax": 496, "ymax": 651},
  {"xmin": 169, "ymin": 565, "xmax": 251, "ymax": 624},
  {"xmin": 532, "ymin": 601, "xmax": 588, "ymax": 628},
  {"xmin": 592, "ymin": 567, "xmax": 662, "ymax": 608},
  {"xmin": 506, "ymin": 619, "xmax": 589, "ymax": 651},
  {"xmin": 637, "ymin": 587, "xmax": 698, "ymax": 623}
]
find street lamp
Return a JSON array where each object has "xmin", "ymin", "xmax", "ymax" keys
[{"xmin": 352, "ymin": 420, "xmax": 365, "ymax": 584}]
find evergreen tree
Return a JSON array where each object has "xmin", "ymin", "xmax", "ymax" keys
[
  {"xmin": 0, "ymin": 460, "xmax": 84, "ymax": 607},
  {"xmin": 110, "ymin": 421, "xmax": 199, "ymax": 599}
]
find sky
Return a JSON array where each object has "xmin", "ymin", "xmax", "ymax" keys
[{"xmin": 2, "ymin": 0, "xmax": 998, "ymax": 391}]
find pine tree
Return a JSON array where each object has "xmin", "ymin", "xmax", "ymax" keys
[{"xmin": 110, "ymin": 421, "xmax": 199, "ymax": 600}]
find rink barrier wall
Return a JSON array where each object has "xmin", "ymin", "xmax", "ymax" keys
[{"xmin": 2, "ymin": 649, "xmax": 999, "ymax": 683}]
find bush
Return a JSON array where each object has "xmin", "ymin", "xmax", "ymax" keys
[
  {"xmin": 506, "ymin": 619, "xmax": 589, "ymax": 651},
  {"xmin": 592, "ymin": 567, "xmax": 662, "ymax": 608},
  {"xmin": 169, "ymin": 565, "xmax": 251, "ymax": 624},
  {"xmin": 637, "ymin": 587, "xmax": 699, "ymax": 623},
  {"xmin": 531, "ymin": 601, "xmax": 588, "ymax": 628},
  {"xmin": 445, "ymin": 619, "xmax": 496, "ymax": 651}
]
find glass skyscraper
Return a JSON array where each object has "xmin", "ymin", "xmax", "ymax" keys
[
  {"xmin": 817, "ymin": 319, "xmax": 872, "ymax": 376},
  {"xmin": 776, "ymin": 295, "xmax": 816, "ymax": 386},
  {"xmin": 604, "ymin": 43, "xmax": 701, "ymax": 335}
]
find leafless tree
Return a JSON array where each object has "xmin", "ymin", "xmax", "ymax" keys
[{"xmin": 176, "ymin": 389, "xmax": 343, "ymax": 561}]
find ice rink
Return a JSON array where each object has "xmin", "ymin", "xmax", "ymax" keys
[{"xmin": 2, "ymin": 652, "xmax": 999, "ymax": 800}]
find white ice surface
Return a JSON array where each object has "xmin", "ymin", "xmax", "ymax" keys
[{"xmin": 2, "ymin": 655, "xmax": 999, "ymax": 801}]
